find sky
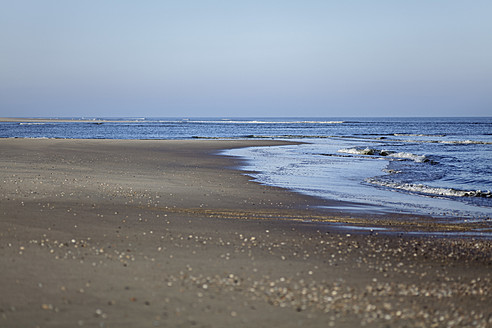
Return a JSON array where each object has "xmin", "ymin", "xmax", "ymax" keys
[{"xmin": 1, "ymin": 1, "xmax": 491, "ymax": 118}]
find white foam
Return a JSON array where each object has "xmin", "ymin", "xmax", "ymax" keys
[
  {"xmin": 366, "ymin": 179, "xmax": 491, "ymax": 198},
  {"xmin": 184, "ymin": 120, "xmax": 346, "ymax": 124},
  {"xmin": 338, "ymin": 147, "xmax": 381, "ymax": 156},
  {"xmin": 394, "ymin": 133, "xmax": 446, "ymax": 137},
  {"xmin": 391, "ymin": 138, "xmax": 492, "ymax": 145},
  {"xmin": 439, "ymin": 140, "xmax": 492, "ymax": 145},
  {"xmin": 338, "ymin": 148, "xmax": 428, "ymax": 163},
  {"xmin": 388, "ymin": 152, "xmax": 428, "ymax": 163}
]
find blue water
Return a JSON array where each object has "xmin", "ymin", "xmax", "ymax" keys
[{"xmin": 1, "ymin": 117, "xmax": 491, "ymax": 220}]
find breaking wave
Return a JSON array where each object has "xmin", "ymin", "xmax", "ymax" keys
[
  {"xmin": 366, "ymin": 179, "xmax": 492, "ymax": 198},
  {"xmin": 338, "ymin": 147, "xmax": 430, "ymax": 163}
]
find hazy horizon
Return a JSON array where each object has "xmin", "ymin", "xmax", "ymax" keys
[
  {"xmin": 1, "ymin": 1, "xmax": 491, "ymax": 118},
  {"xmin": 3, "ymin": 115, "xmax": 491, "ymax": 119}
]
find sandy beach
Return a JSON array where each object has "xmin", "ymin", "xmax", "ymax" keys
[{"xmin": 0, "ymin": 138, "xmax": 490, "ymax": 327}]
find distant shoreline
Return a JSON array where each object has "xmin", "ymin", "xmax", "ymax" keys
[{"xmin": 0, "ymin": 117, "xmax": 138, "ymax": 123}]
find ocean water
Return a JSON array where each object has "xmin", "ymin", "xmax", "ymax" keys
[{"xmin": 1, "ymin": 117, "xmax": 491, "ymax": 220}]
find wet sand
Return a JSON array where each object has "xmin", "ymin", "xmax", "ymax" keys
[{"xmin": 0, "ymin": 139, "xmax": 490, "ymax": 327}]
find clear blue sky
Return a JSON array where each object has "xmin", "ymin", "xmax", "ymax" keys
[{"xmin": 1, "ymin": 1, "xmax": 491, "ymax": 117}]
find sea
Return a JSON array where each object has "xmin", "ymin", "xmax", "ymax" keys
[{"xmin": 1, "ymin": 117, "xmax": 491, "ymax": 222}]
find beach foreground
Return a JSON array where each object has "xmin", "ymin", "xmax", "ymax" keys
[{"xmin": 0, "ymin": 139, "xmax": 490, "ymax": 327}]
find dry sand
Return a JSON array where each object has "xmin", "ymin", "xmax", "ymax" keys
[{"xmin": 0, "ymin": 138, "xmax": 490, "ymax": 327}]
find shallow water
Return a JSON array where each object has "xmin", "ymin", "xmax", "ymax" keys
[{"xmin": 225, "ymin": 139, "xmax": 492, "ymax": 220}]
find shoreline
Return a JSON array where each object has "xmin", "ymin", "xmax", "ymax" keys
[
  {"xmin": 0, "ymin": 117, "xmax": 140, "ymax": 123},
  {"xmin": 2, "ymin": 137, "xmax": 489, "ymax": 236},
  {"xmin": 1, "ymin": 138, "xmax": 490, "ymax": 327}
]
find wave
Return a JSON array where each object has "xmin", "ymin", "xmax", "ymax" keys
[
  {"xmin": 393, "ymin": 133, "xmax": 447, "ymax": 137},
  {"xmin": 348, "ymin": 135, "xmax": 492, "ymax": 145},
  {"xmin": 357, "ymin": 133, "xmax": 446, "ymax": 137},
  {"xmin": 340, "ymin": 133, "xmax": 492, "ymax": 144},
  {"xmin": 397, "ymin": 138, "xmax": 492, "ymax": 145},
  {"xmin": 389, "ymin": 152, "xmax": 429, "ymax": 162},
  {"xmin": 19, "ymin": 122, "xmax": 46, "ymax": 125},
  {"xmin": 366, "ymin": 179, "xmax": 492, "ymax": 198},
  {"xmin": 191, "ymin": 134, "xmax": 340, "ymax": 139},
  {"xmin": 179, "ymin": 120, "xmax": 346, "ymax": 124},
  {"xmin": 434, "ymin": 140, "xmax": 492, "ymax": 145},
  {"xmin": 246, "ymin": 134, "xmax": 337, "ymax": 139},
  {"xmin": 338, "ymin": 147, "xmax": 430, "ymax": 163}
]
